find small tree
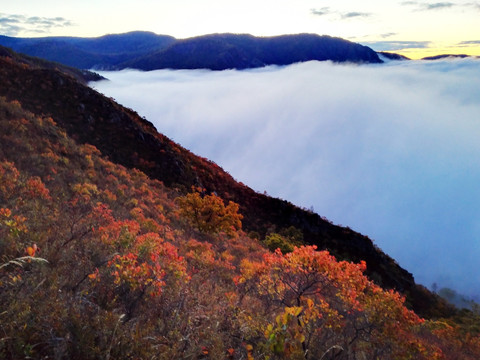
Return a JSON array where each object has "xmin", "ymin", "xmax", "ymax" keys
[
  {"xmin": 175, "ymin": 187, "xmax": 242, "ymax": 237},
  {"xmin": 263, "ymin": 233, "xmax": 295, "ymax": 254}
]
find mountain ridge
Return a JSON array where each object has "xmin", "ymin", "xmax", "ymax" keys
[{"xmin": 0, "ymin": 31, "xmax": 382, "ymax": 70}]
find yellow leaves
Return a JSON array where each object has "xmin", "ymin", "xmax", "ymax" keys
[
  {"xmin": 284, "ymin": 306, "xmax": 303, "ymax": 318},
  {"xmin": 264, "ymin": 306, "xmax": 308, "ymax": 358},
  {"xmin": 175, "ymin": 187, "xmax": 243, "ymax": 237},
  {"xmin": 1, "ymin": 207, "xmax": 28, "ymax": 236},
  {"xmin": 72, "ymin": 182, "xmax": 99, "ymax": 201}
]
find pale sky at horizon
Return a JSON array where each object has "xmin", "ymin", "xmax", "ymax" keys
[{"xmin": 1, "ymin": 1, "xmax": 479, "ymax": 59}]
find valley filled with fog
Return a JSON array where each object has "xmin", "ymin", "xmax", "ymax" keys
[{"xmin": 91, "ymin": 58, "xmax": 480, "ymax": 299}]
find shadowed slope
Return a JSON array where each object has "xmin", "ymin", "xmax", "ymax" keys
[{"xmin": 0, "ymin": 47, "xmax": 450, "ymax": 318}]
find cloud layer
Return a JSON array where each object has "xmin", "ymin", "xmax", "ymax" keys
[{"xmin": 92, "ymin": 58, "xmax": 480, "ymax": 298}]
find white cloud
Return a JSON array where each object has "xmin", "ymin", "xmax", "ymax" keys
[{"xmin": 92, "ymin": 58, "xmax": 480, "ymax": 298}]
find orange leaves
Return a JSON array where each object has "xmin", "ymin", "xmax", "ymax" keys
[
  {"xmin": 108, "ymin": 252, "xmax": 166, "ymax": 297},
  {"xmin": 25, "ymin": 244, "xmax": 38, "ymax": 257},
  {"xmin": 0, "ymin": 207, "xmax": 12, "ymax": 218},
  {"xmin": 0, "ymin": 161, "xmax": 20, "ymax": 199},
  {"xmin": 103, "ymin": 231, "xmax": 188, "ymax": 300},
  {"xmin": 130, "ymin": 207, "xmax": 162, "ymax": 233},
  {"xmin": 183, "ymin": 238, "xmax": 236, "ymax": 280},
  {"xmin": 236, "ymin": 245, "xmax": 442, "ymax": 359},
  {"xmin": 25, "ymin": 177, "xmax": 51, "ymax": 200},
  {"xmin": 185, "ymin": 238, "xmax": 216, "ymax": 269},
  {"xmin": 88, "ymin": 268, "xmax": 99, "ymax": 280},
  {"xmin": 135, "ymin": 232, "xmax": 188, "ymax": 281},
  {"xmin": 95, "ymin": 218, "xmax": 140, "ymax": 248},
  {"xmin": 244, "ymin": 344, "xmax": 254, "ymax": 360}
]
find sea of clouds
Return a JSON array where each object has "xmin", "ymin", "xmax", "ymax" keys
[{"xmin": 91, "ymin": 58, "xmax": 480, "ymax": 298}]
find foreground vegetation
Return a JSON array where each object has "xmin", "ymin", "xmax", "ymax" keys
[{"xmin": 1, "ymin": 97, "xmax": 480, "ymax": 359}]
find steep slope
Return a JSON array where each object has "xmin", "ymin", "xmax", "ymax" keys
[
  {"xmin": 0, "ymin": 44, "xmax": 102, "ymax": 83},
  {"xmin": 2, "ymin": 96, "xmax": 475, "ymax": 359},
  {"xmin": 0, "ymin": 46, "xmax": 450, "ymax": 318}
]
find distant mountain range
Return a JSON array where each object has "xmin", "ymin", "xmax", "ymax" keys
[
  {"xmin": 0, "ymin": 31, "xmax": 383, "ymax": 70},
  {"xmin": 421, "ymin": 54, "xmax": 472, "ymax": 60},
  {"xmin": 0, "ymin": 31, "xmax": 176, "ymax": 70}
]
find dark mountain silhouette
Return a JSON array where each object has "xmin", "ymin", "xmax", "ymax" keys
[
  {"xmin": 0, "ymin": 31, "xmax": 382, "ymax": 71},
  {"xmin": 121, "ymin": 33, "xmax": 383, "ymax": 70},
  {"xmin": 0, "ymin": 31, "xmax": 176, "ymax": 69},
  {"xmin": 0, "ymin": 45, "xmax": 452, "ymax": 320},
  {"xmin": 422, "ymin": 54, "xmax": 473, "ymax": 60},
  {"xmin": 378, "ymin": 51, "xmax": 410, "ymax": 61},
  {"xmin": 0, "ymin": 44, "xmax": 103, "ymax": 82}
]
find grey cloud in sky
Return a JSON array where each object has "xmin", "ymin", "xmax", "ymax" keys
[
  {"xmin": 458, "ymin": 40, "xmax": 480, "ymax": 45},
  {"xmin": 92, "ymin": 58, "xmax": 480, "ymax": 299},
  {"xmin": 424, "ymin": 2, "xmax": 455, "ymax": 9},
  {"xmin": 340, "ymin": 11, "xmax": 372, "ymax": 19},
  {"xmin": 380, "ymin": 32, "xmax": 398, "ymax": 39},
  {"xmin": 310, "ymin": 7, "xmax": 372, "ymax": 20},
  {"xmin": 0, "ymin": 13, "xmax": 74, "ymax": 36},
  {"xmin": 363, "ymin": 40, "xmax": 431, "ymax": 51},
  {"xmin": 310, "ymin": 7, "xmax": 331, "ymax": 16},
  {"xmin": 401, "ymin": 1, "xmax": 457, "ymax": 10}
]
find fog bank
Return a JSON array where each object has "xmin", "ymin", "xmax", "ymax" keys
[{"xmin": 92, "ymin": 58, "xmax": 480, "ymax": 298}]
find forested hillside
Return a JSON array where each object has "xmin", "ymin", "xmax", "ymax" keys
[
  {"xmin": 0, "ymin": 45, "xmax": 447, "ymax": 318},
  {"xmin": 1, "ymin": 46, "xmax": 480, "ymax": 359}
]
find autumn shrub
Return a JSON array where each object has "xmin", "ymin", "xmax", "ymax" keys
[
  {"xmin": 175, "ymin": 187, "xmax": 243, "ymax": 236},
  {"xmin": 236, "ymin": 245, "xmax": 441, "ymax": 359}
]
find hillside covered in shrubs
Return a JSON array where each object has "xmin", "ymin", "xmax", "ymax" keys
[{"xmin": 1, "ymin": 47, "xmax": 480, "ymax": 359}]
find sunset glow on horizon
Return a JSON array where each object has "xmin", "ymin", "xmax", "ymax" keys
[{"xmin": 1, "ymin": 0, "xmax": 479, "ymax": 59}]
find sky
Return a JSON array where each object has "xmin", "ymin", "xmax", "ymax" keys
[
  {"xmin": 91, "ymin": 58, "xmax": 480, "ymax": 298},
  {"xmin": 1, "ymin": 0, "xmax": 480, "ymax": 59}
]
